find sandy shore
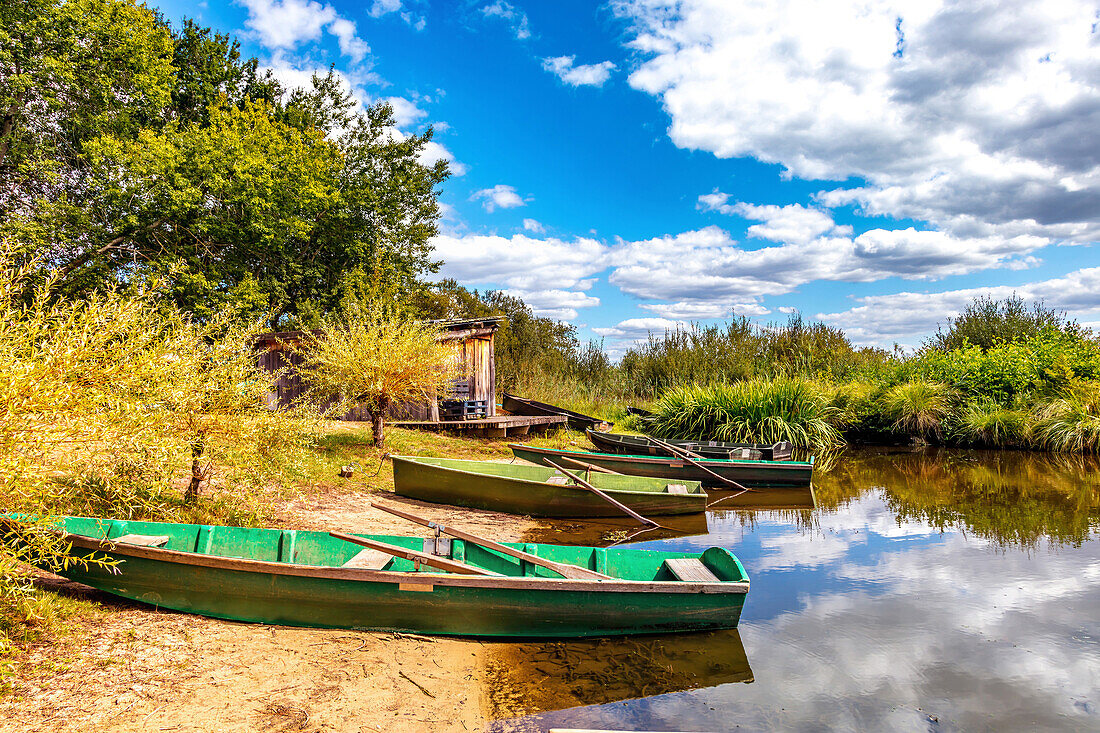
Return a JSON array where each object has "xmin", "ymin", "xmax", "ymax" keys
[{"xmin": 2, "ymin": 492, "xmax": 541, "ymax": 733}]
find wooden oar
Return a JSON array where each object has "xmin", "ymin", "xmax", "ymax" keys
[
  {"xmin": 650, "ymin": 438, "xmax": 705, "ymax": 460},
  {"xmin": 329, "ymin": 532, "xmax": 502, "ymax": 576},
  {"xmin": 369, "ymin": 501, "xmax": 611, "ymax": 580},
  {"xmin": 647, "ymin": 436, "xmax": 754, "ymax": 493},
  {"xmin": 705, "ymin": 489, "xmax": 751, "ymax": 508},
  {"xmin": 556, "ymin": 455, "xmax": 624, "ymax": 475},
  {"xmin": 542, "ymin": 458, "xmax": 662, "ymax": 528}
]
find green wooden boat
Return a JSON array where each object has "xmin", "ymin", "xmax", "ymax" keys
[
  {"xmin": 509, "ymin": 444, "xmax": 814, "ymax": 488},
  {"xmin": 10, "ymin": 516, "xmax": 749, "ymax": 637},
  {"xmin": 587, "ymin": 429, "xmax": 795, "ymax": 461},
  {"xmin": 392, "ymin": 455, "xmax": 707, "ymax": 517}
]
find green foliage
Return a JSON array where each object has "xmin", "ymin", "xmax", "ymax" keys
[
  {"xmin": 646, "ymin": 379, "xmax": 843, "ymax": 453},
  {"xmin": 880, "ymin": 381, "xmax": 958, "ymax": 440},
  {"xmin": 916, "ymin": 328, "xmax": 1100, "ymax": 403},
  {"xmin": 926, "ymin": 294, "xmax": 1089, "ymax": 352},
  {"xmin": 0, "ymin": 248, "xmax": 319, "ymax": 648},
  {"xmin": 956, "ymin": 399, "xmax": 1031, "ymax": 448},
  {"xmin": 2, "ymin": 0, "xmax": 448, "ymax": 325},
  {"xmin": 1031, "ymin": 388, "xmax": 1100, "ymax": 453},
  {"xmin": 296, "ymin": 311, "xmax": 456, "ymax": 447},
  {"xmin": 620, "ymin": 316, "xmax": 891, "ymax": 395}
]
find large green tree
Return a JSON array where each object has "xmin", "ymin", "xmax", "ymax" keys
[{"xmin": 1, "ymin": 0, "xmax": 448, "ymax": 325}]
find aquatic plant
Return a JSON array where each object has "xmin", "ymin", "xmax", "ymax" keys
[
  {"xmin": 881, "ymin": 381, "xmax": 957, "ymax": 440},
  {"xmin": 646, "ymin": 379, "xmax": 844, "ymax": 452},
  {"xmin": 1031, "ymin": 388, "xmax": 1100, "ymax": 453},
  {"xmin": 956, "ymin": 398, "xmax": 1031, "ymax": 447}
]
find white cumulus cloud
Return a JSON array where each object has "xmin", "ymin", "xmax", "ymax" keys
[
  {"xmin": 816, "ymin": 267, "xmax": 1100, "ymax": 346},
  {"xmin": 481, "ymin": 1, "xmax": 530, "ymax": 40},
  {"xmin": 471, "ymin": 184, "xmax": 527, "ymax": 212},
  {"xmin": 240, "ymin": 0, "xmax": 369, "ymax": 63},
  {"xmin": 617, "ymin": 0, "xmax": 1100, "ymax": 243},
  {"xmin": 501, "ymin": 288, "xmax": 601, "ymax": 320},
  {"xmin": 542, "ymin": 56, "xmax": 617, "ymax": 87}
]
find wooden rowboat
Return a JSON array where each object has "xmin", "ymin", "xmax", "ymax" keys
[
  {"xmin": 510, "ymin": 444, "xmax": 814, "ymax": 488},
  {"xmin": 503, "ymin": 393, "xmax": 611, "ymax": 432},
  {"xmin": 9, "ymin": 515, "xmax": 749, "ymax": 637},
  {"xmin": 587, "ymin": 429, "xmax": 795, "ymax": 461},
  {"xmin": 392, "ymin": 455, "xmax": 707, "ymax": 517}
]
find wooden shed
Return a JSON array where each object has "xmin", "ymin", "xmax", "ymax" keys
[{"xmin": 255, "ymin": 317, "xmax": 506, "ymax": 421}]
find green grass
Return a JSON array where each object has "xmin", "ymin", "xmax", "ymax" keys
[
  {"xmin": 881, "ymin": 381, "xmax": 958, "ymax": 440},
  {"xmin": 957, "ymin": 399, "xmax": 1030, "ymax": 447},
  {"xmin": 1031, "ymin": 394, "xmax": 1100, "ymax": 453},
  {"xmin": 644, "ymin": 379, "xmax": 844, "ymax": 453}
]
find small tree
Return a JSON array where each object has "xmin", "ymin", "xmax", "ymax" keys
[{"xmin": 298, "ymin": 312, "xmax": 457, "ymax": 448}]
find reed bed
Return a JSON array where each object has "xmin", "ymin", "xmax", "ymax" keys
[{"xmin": 645, "ymin": 379, "xmax": 844, "ymax": 453}]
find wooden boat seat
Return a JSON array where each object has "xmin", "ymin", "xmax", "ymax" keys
[
  {"xmin": 730, "ymin": 448, "xmax": 763, "ymax": 460},
  {"xmin": 664, "ymin": 558, "xmax": 719, "ymax": 583},
  {"xmin": 114, "ymin": 534, "xmax": 170, "ymax": 547},
  {"xmin": 342, "ymin": 548, "xmax": 392, "ymax": 569},
  {"xmin": 545, "ymin": 475, "xmax": 572, "ymax": 485},
  {"xmin": 664, "ymin": 484, "xmax": 689, "ymax": 494}
]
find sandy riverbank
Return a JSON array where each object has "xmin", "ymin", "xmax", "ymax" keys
[{"xmin": 2, "ymin": 493, "xmax": 542, "ymax": 733}]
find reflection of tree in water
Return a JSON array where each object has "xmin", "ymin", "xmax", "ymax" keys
[
  {"xmin": 483, "ymin": 631, "xmax": 752, "ymax": 720},
  {"xmin": 816, "ymin": 448, "xmax": 1100, "ymax": 548}
]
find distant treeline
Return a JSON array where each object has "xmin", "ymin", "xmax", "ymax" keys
[{"xmin": 446, "ymin": 287, "xmax": 1100, "ymax": 455}]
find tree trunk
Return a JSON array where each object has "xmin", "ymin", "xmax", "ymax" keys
[
  {"xmin": 370, "ymin": 398, "xmax": 389, "ymax": 448},
  {"xmin": 185, "ymin": 434, "xmax": 206, "ymax": 503}
]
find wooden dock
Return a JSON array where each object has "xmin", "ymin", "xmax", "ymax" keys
[{"xmin": 389, "ymin": 414, "xmax": 566, "ymax": 438}]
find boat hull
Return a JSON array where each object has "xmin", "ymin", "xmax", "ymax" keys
[
  {"xmin": 392, "ymin": 456, "xmax": 707, "ymax": 517},
  {"xmin": 510, "ymin": 444, "xmax": 814, "ymax": 488},
  {"xmin": 19, "ymin": 517, "xmax": 748, "ymax": 638},
  {"xmin": 587, "ymin": 430, "xmax": 794, "ymax": 461},
  {"xmin": 502, "ymin": 393, "xmax": 610, "ymax": 432}
]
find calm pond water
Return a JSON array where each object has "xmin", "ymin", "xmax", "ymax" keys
[{"xmin": 486, "ymin": 447, "xmax": 1100, "ymax": 732}]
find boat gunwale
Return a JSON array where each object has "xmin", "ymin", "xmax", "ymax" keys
[
  {"xmin": 502, "ymin": 393, "xmax": 611, "ymax": 427},
  {"xmin": 510, "ymin": 443, "xmax": 814, "ymax": 469},
  {"xmin": 58, "ymin": 531, "xmax": 749, "ymax": 595},
  {"xmin": 391, "ymin": 454, "xmax": 708, "ymax": 499},
  {"xmin": 587, "ymin": 430, "xmax": 784, "ymax": 453}
]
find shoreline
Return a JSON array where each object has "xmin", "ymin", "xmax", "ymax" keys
[{"xmin": 2, "ymin": 490, "xmax": 542, "ymax": 733}]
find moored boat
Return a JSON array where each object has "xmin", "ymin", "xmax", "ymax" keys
[
  {"xmin": 502, "ymin": 393, "xmax": 611, "ymax": 432},
  {"xmin": 509, "ymin": 444, "xmax": 814, "ymax": 488},
  {"xmin": 587, "ymin": 429, "xmax": 794, "ymax": 461},
  {"xmin": 7, "ymin": 515, "xmax": 749, "ymax": 637},
  {"xmin": 392, "ymin": 455, "xmax": 707, "ymax": 517}
]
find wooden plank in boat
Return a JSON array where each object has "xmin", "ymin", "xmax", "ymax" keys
[
  {"xmin": 664, "ymin": 558, "xmax": 719, "ymax": 583},
  {"xmin": 342, "ymin": 548, "xmax": 392, "ymax": 569},
  {"xmin": 114, "ymin": 534, "xmax": 169, "ymax": 547},
  {"xmin": 665, "ymin": 484, "xmax": 689, "ymax": 494}
]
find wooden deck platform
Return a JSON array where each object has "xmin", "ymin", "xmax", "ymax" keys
[{"xmin": 389, "ymin": 414, "xmax": 566, "ymax": 438}]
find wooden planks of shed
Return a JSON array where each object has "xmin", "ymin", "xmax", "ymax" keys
[{"xmin": 388, "ymin": 414, "xmax": 566, "ymax": 438}]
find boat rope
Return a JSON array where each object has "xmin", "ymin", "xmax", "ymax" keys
[{"xmin": 372, "ymin": 453, "xmax": 390, "ymax": 477}]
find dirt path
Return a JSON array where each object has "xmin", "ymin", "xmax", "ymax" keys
[{"xmin": 2, "ymin": 492, "xmax": 543, "ymax": 733}]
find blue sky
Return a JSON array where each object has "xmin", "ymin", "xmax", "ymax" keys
[{"xmin": 158, "ymin": 0, "xmax": 1100, "ymax": 353}]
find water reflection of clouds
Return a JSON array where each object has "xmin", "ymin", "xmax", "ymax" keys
[{"xmin": 493, "ymin": 491, "xmax": 1100, "ymax": 732}]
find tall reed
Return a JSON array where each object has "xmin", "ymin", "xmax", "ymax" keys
[{"xmin": 646, "ymin": 379, "xmax": 844, "ymax": 452}]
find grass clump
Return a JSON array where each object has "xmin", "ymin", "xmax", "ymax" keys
[
  {"xmin": 957, "ymin": 399, "xmax": 1031, "ymax": 448},
  {"xmin": 881, "ymin": 381, "xmax": 958, "ymax": 441},
  {"xmin": 646, "ymin": 379, "xmax": 843, "ymax": 453},
  {"xmin": 1031, "ymin": 392, "xmax": 1100, "ymax": 453}
]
